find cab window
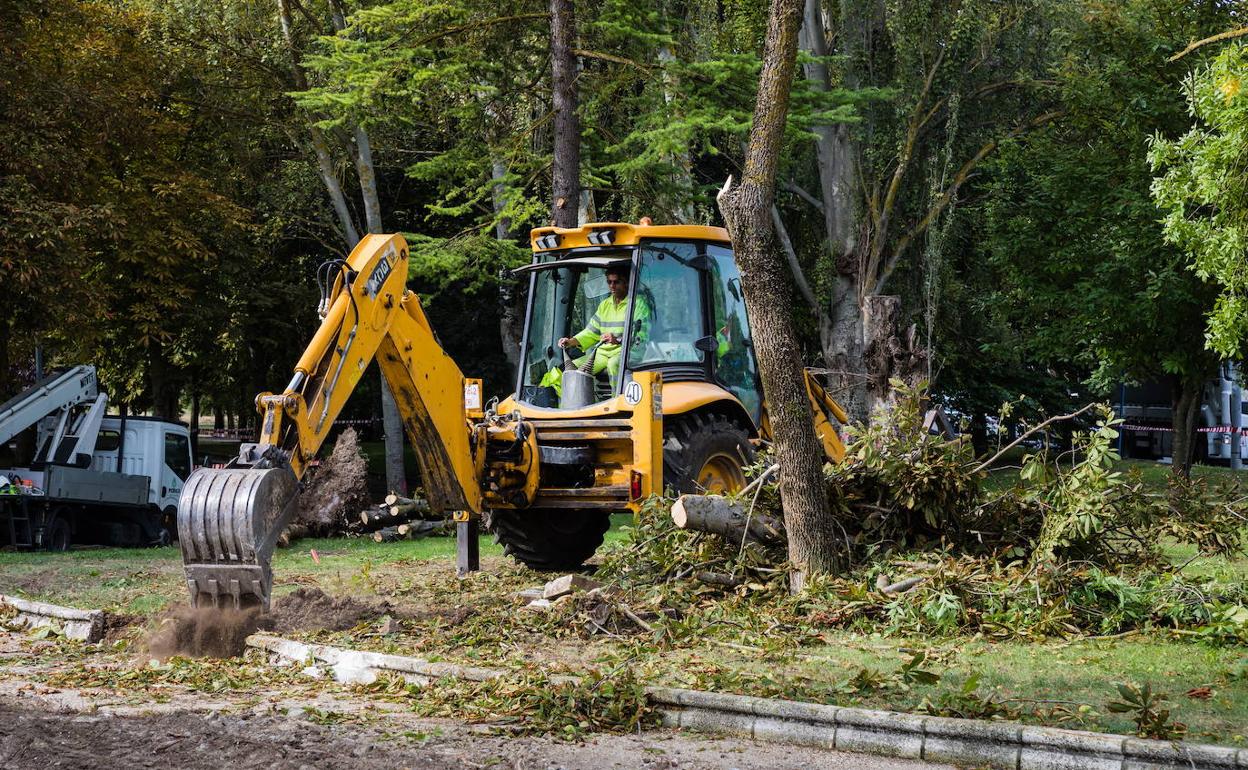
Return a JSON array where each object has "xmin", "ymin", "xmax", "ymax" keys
[
  {"xmin": 164, "ymin": 432, "xmax": 191, "ymax": 481},
  {"xmin": 626, "ymin": 242, "xmax": 706, "ymax": 368}
]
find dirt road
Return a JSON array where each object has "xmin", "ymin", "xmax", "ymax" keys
[{"xmin": 0, "ymin": 699, "xmax": 952, "ymax": 770}]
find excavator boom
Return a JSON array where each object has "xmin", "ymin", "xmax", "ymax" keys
[{"xmin": 178, "ymin": 235, "xmax": 484, "ymax": 609}]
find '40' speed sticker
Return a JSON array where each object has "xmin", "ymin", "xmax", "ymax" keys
[{"xmin": 623, "ymin": 380, "xmax": 643, "ymax": 406}]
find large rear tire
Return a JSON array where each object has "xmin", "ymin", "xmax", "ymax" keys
[
  {"xmin": 663, "ymin": 413, "xmax": 755, "ymax": 495},
  {"xmin": 491, "ymin": 508, "xmax": 611, "ymax": 571}
]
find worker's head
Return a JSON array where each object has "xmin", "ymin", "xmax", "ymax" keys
[{"xmin": 605, "ymin": 266, "xmax": 629, "ymax": 300}]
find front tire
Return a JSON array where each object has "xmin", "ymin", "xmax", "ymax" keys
[
  {"xmin": 491, "ymin": 508, "xmax": 611, "ymax": 571},
  {"xmin": 663, "ymin": 413, "xmax": 755, "ymax": 495}
]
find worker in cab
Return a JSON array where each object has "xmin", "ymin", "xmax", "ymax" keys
[{"xmin": 557, "ymin": 265, "xmax": 651, "ymax": 387}]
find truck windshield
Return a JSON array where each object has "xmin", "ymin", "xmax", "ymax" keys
[{"xmin": 518, "ymin": 254, "xmax": 636, "ymax": 406}]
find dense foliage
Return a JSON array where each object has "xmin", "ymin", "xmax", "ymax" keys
[
  {"xmin": 1151, "ymin": 42, "xmax": 1248, "ymax": 357},
  {"xmin": 1, "ymin": 0, "xmax": 1245, "ymax": 456}
]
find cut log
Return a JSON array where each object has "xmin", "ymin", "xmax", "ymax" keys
[
  {"xmin": 389, "ymin": 500, "xmax": 430, "ymax": 518},
  {"xmin": 277, "ymin": 524, "xmax": 310, "ymax": 548},
  {"xmin": 695, "ymin": 571, "xmax": 743, "ymax": 588},
  {"xmin": 671, "ymin": 494, "xmax": 786, "ymax": 546},
  {"xmin": 0, "ymin": 594, "xmax": 105, "ymax": 642},
  {"xmin": 358, "ymin": 500, "xmax": 432, "ymax": 532},
  {"xmin": 411, "ymin": 518, "xmax": 454, "ymax": 538},
  {"xmin": 384, "ymin": 493, "xmax": 419, "ymax": 507},
  {"xmin": 373, "ymin": 527, "xmax": 400, "ymax": 543}
]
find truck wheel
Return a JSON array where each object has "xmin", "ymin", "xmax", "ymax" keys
[
  {"xmin": 39, "ymin": 516, "xmax": 71, "ymax": 552},
  {"xmin": 491, "ymin": 508, "xmax": 611, "ymax": 571},
  {"xmin": 663, "ymin": 413, "xmax": 755, "ymax": 495}
]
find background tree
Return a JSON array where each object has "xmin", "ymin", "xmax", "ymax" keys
[{"xmin": 1151, "ymin": 40, "xmax": 1248, "ymax": 358}]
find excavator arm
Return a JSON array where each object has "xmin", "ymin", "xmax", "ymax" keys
[{"xmin": 178, "ymin": 234, "xmax": 485, "ymax": 609}]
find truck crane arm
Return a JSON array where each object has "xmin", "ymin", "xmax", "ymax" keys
[{"xmin": 178, "ymin": 234, "xmax": 489, "ymax": 610}]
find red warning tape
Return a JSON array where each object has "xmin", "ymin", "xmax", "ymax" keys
[{"xmin": 1122, "ymin": 424, "xmax": 1243, "ymax": 434}]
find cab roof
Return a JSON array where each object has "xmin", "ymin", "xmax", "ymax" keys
[{"xmin": 529, "ymin": 222, "xmax": 730, "ymax": 253}]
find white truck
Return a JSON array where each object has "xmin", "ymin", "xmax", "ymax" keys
[{"xmin": 0, "ymin": 366, "xmax": 192, "ymax": 549}]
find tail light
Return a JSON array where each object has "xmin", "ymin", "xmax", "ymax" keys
[{"xmin": 630, "ymin": 470, "xmax": 643, "ymax": 500}]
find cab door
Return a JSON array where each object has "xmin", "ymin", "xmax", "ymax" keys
[
  {"xmin": 161, "ymin": 430, "xmax": 192, "ymax": 509},
  {"xmin": 705, "ymin": 244, "xmax": 762, "ymax": 423}
]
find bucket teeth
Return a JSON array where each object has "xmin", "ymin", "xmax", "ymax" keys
[{"xmin": 177, "ymin": 466, "xmax": 298, "ymax": 611}]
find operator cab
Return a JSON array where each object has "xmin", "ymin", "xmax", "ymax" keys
[{"xmin": 515, "ymin": 223, "xmax": 762, "ymax": 420}]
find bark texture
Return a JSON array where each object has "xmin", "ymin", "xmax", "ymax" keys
[
  {"xmin": 549, "ymin": 0, "xmax": 579, "ymax": 228},
  {"xmin": 863, "ymin": 295, "xmax": 927, "ymax": 417},
  {"xmin": 716, "ymin": 0, "xmax": 840, "ymax": 589}
]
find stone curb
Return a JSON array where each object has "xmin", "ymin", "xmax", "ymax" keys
[
  {"xmin": 245, "ymin": 634, "xmax": 1245, "ymax": 769},
  {"xmin": 0, "ymin": 594, "xmax": 105, "ymax": 642}
]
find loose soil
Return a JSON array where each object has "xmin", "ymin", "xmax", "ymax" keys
[
  {"xmin": 267, "ymin": 586, "xmax": 389, "ymax": 634},
  {"xmin": 146, "ymin": 606, "xmax": 264, "ymax": 659},
  {"xmin": 144, "ymin": 587, "xmax": 390, "ymax": 658}
]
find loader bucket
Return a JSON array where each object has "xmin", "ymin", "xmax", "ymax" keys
[{"xmin": 177, "ymin": 466, "xmax": 299, "ymax": 611}]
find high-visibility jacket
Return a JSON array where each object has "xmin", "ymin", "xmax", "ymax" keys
[
  {"xmin": 539, "ymin": 295, "xmax": 652, "ymax": 396},
  {"xmin": 573, "ymin": 294, "xmax": 651, "ymax": 355}
]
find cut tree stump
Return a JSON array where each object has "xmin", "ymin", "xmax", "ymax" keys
[{"xmin": 670, "ymin": 494, "xmax": 786, "ymax": 547}]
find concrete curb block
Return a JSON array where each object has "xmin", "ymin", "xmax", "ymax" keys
[
  {"xmin": 0, "ymin": 594, "xmax": 105, "ymax": 642},
  {"xmin": 247, "ymin": 634, "xmax": 1245, "ymax": 769}
]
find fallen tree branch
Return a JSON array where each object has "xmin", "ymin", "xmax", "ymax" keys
[
  {"xmin": 880, "ymin": 576, "xmax": 925, "ymax": 595},
  {"xmin": 972, "ymin": 403, "xmax": 1099, "ymax": 474}
]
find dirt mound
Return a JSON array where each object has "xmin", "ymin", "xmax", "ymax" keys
[
  {"xmin": 146, "ymin": 606, "xmax": 267, "ymax": 659},
  {"xmin": 268, "ymin": 587, "xmax": 387, "ymax": 633},
  {"xmin": 296, "ymin": 427, "xmax": 369, "ymax": 533}
]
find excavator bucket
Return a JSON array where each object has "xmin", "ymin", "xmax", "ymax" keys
[{"xmin": 177, "ymin": 466, "xmax": 299, "ymax": 610}]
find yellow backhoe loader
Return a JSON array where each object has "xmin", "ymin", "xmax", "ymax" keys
[{"xmin": 178, "ymin": 222, "xmax": 848, "ymax": 609}]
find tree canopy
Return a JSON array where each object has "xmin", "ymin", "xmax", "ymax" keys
[{"xmin": 2, "ymin": 0, "xmax": 1245, "ymax": 472}]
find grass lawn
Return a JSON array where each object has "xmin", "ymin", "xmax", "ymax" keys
[{"xmin": 2, "ymin": 507, "xmax": 1245, "ymax": 746}]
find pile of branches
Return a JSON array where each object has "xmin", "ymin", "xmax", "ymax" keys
[
  {"xmin": 693, "ymin": 387, "xmax": 1244, "ymax": 569},
  {"xmin": 281, "ymin": 428, "xmax": 452, "ymax": 544},
  {"xmin": 594, "ymin": 385, "xmax": 1248, "ymax": 642}
]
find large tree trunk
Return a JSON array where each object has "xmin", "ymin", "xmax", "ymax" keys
[
  {"xmin": 549, "ymin": 0, "xmax": 579, "ymax": 228},
  {"xmin": 863, "ymin": 295, "xmax": 927, "ymax": 418},
  {"xmin": 799, "ymin": 0, "xmax": 868, "ymax": 422},
  {"xmin": 491, "ymin": 157, "xmax": 523, "ymax": 381},
  {"xmin": 799, "ymin": 0, "xmax": 857, "ymax": 258},
  {"xmin": 823, "ymin": 281, "xmax": 868, "ymax": 423},
  {"xmin": 350, "ymin": 123, "xmax": 409, "ymax": 497},
  {"xmin": 1171, "ymin": 376, "xmax": 1202, "ymax": 480},
  {"xmin": 717, "ymin": 0, "xmax": 841, "ymax": 592}
]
